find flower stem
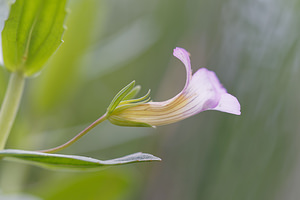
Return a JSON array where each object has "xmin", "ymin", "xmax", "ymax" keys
[
  {"xmin": 39, "ymin": 114, "xmax": 108, "ymax": 153},
  {"xmin": 0, "ymin": 72, "xmax": 26, "ymax": 150}
]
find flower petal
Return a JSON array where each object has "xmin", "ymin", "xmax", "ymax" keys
[
  {"xmin": 180, "ymin": 68, "xmax": 223, "ymax": 116},
  {"xmin": 108, "ymin": 47, "xmax": 241, "ymax": 127},
  {"xmin": 184, "ymin": 68, "xmax": 240, "ymax": 115},
  {"xmin": 110, "ymin": 68, "xmax": 238, "ymax": 126},
  {"xmin": 211, "ymin": 93, "xmax": 241, "ymax": 115},
  {"xmin": 173, "ymin": 47, "xmax": 192, "ymax": 89}
]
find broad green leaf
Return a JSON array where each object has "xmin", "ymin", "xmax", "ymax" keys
[
  {"xmin": 0, "ymin": 149, "xmax": 161, "ymax": 171},
  {"xmin": 30, "ymin": 0, "xmax": 102, "ymax": 113},
  {"xmin": 0, "ymin": 0, "xmax": 9, "ymax": 67},
  {"xmin": 1, "ymin": 0, "xmax": 67, "ymax": 76},
  {"xmin": 106, "ymin": 81, "xmax": 135, "ymax": 115}
]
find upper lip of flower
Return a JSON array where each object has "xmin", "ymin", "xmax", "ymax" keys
[{"xmin": 107, "ymin": 47, "xmax": 241, "ymax": 127}]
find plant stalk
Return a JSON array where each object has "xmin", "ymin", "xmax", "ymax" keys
[
  {"xmin": 0, "ymin": 72, "xmax": 26, "ymax": 150},
  {"xmin": 39, "ymin": 114, "xmax": 108, "ymax": 153}
]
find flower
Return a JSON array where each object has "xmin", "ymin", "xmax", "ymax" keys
[{"xmin": 107, "ymin": 47, "xmax": 241, "ymax": 127}]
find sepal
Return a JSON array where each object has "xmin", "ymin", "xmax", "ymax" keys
[
  {"xmin": 108, "ymin": 116, "xmax": 154, "ymax": 128},
  {"xmin": 106, "ymin": 81, "xmax": 135, "ymax": 115},
  {"xmin": 106, "ymin": 82, "xmax": 153, "ymax": 127}
]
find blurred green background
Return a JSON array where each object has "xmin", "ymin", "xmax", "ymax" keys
[{"xmin": 1, "ymin": 0, "xmax": 300, "ymax": 199}]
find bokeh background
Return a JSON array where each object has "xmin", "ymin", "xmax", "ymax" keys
[{"xmin": 1, "ymin": 0, "xmax": 300, "ymax": 199}]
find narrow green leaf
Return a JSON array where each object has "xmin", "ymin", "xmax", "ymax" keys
[
  {"xmin": 0, "ymin": 149, "xmax": 161, "ymax": 171},
  {"xmin": 106, "ymin": 81, "xmax": 135, "ymax": 115},
  {"xmin": 1, "ymin": 0, "xmax": 67, "ymax": 76}
]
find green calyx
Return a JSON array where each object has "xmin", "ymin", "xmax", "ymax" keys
[
  {"xmin": 106, "ymin": 81, "xmax": 136, "ymax": 115},
  {"xmin": 108, "ymin": 117, "xmax": 153, "ymax": 127},
  {"xmin": 106, "ymin": 81, "xmax": 152, "ymax": 127}
]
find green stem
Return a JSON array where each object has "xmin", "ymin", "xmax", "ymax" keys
[
  {"xmin": 0, "ymin": 72, "xmax": 26, "ymax": 150},
  {"xmin": 39, "ymin": 113, "xmax": 108, "ymax": 153}
]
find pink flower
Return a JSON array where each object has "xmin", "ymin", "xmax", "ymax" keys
[{"xmin": 108, "ymin": 47, "xmax": 240, "ymax": 127}]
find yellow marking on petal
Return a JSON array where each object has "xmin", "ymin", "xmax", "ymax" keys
[{"xmin": 110, "ymin": 93, "xmax": 200, "ymax": 126}]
